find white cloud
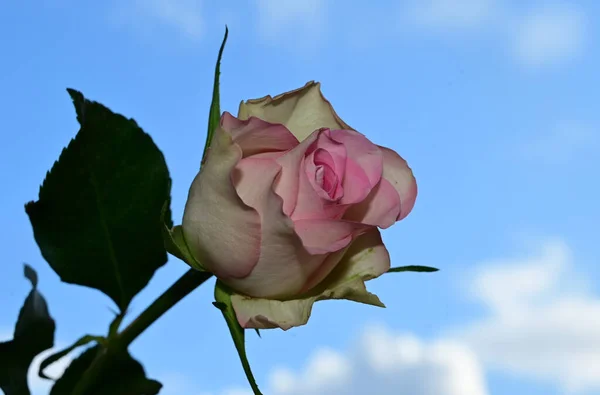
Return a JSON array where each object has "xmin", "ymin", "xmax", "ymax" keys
[
  {"xmin": 402, "ymin": 2, "xmax": 588, "ymax": 68},
  {"xmin": 405, "ymin": 0, "xmax": 498, "ymax": 30},
  {"xmin": 264, "ymin": 327, "xmax": 488, "ymax": 395},
  {"xmin": 260, "ymin": 237, "xmax": 600, "ymax": 394},
  {"xmin": 184, "ymin": 237, "xmax": 600, "ymax": 394},
  {"xmin": 29, "ymin": 346, "xmax": 72, "ymax": 395},
  {"xmin": 512, "ymin": 4, "xmax": 586, "ymax": 68},
  {"xmin": 255, "ymin": 0, "xmax": 325, "ymax": 44},
  {"xmin": 454, "ymin": 238, "xmax": 600, "ymax": 394},
  {"xmin": 520, "ymin": 121, "xmax": 597, "ymax": 164},
  {"xmin": 114, "ymin": 0, "xmax": 203, "ymax": 41},
  {"xmin": 157, "ymin": 371, "xmax": 253, "ymax": 395},
  {"xmin": 0, "ymin": 330, "xmax": 11, "ymax": 342}
]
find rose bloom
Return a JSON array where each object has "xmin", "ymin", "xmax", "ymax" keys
[{"xmin": 182, "ymin": 82, "xmax": 417, "ymax": 330}]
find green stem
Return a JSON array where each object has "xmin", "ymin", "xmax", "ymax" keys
[
  {"xmin": 118, "ymin": 269, "xmax": 213, "ymax": 348},
  {"xmin": 72, "ymin": 269, "xmax": 213, "ymax": 395}
]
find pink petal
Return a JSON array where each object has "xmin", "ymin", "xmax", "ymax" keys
[
  {"xmin": 329, "ymin": 129, "xmax": 383, "ymax": 204},
  {"xmin": 182, "ymin": 128, "xmax": 261, "ymax": 279},
  {"xmin": 304, "ymin": 148, "xmax": 343, "ymax": 201},
  {"xmin": 330, "ymin": 129, "xmax": 382, "ymax": 185},
  {"xmin": 343, "ymin": 178, "xmax": 401, "ymax": 228},
  {"xmin": 290, "ymin": 157, "xmax": 346, "ymax": 221},
  {"xmin": 273, "ymin": 132, "xmax": 320, "ymax": 216},
  {"xmin": 293, "ymin": 218, "xmax": 371, "ymax": 255},
  {"xmin": 221, "ymin": 112, "xmax": 299, "ymax": 158},
  {"xmin": 341, "ymin": 157, "xmax": 375, "ymax": 205},
  {"xmin": 379, "ymin": 146, "xmax": 418, "ymax": 220},
  {"xmin": 227, "ymin": 157, "xmax": 332, "ymax": 298},
  {"xmin": 311, "ymin": 130, "xmax": 347, "ymax": 179}
]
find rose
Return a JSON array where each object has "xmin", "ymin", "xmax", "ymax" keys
[{"xmin": 182, "ymin": 81, "xmax": 417, "ymax": 330}]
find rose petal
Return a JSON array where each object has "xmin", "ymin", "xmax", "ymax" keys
[
  {"xmin": 231, "ymin": 229, "xmax": 390, "ymax": 330},
  {"xmin": 311, "ymin": 130, "xmax": 347, "ymax": 178},
  {"xmin": 237, "ymin": 81, "xmax": 353, "ymax": 142},
  {"xmin": 342, "ymin": 157, "xmax": 375, "ymax": 205},
  {"xmin": 293, "ymin": 219, "xmax": 370, "ymax": 255},
  {"xmin": 182, "ymin": 127, "xmax": 261, "ymax": 279},
  {"xmin": 329, "ymin": 129, "xmax": 383, "ymax": 204},
  {"xmin": 231, "ymin": 294, "xmax": 314, "ymax": 331},
  {"xmin": 379, "ymin": 146, "xmax": 418, "ymax": 220},
  {"xmin": 221, "ymin": 112, "xmax": 298, "ymax": 158},
  {"xmin": 305, "ymin": 149, "xmax": 340, "ymax": 200},
  {"xmin": 274, "ymin": 132, "xmax": 320, "ymax": 216},
  {"xmin": 342, "ymin": 178, "xmax": 402, "ymax": 229},
  {"xmin": 227, "ymin": 157, "xmax": 333, "ymax": 298},
  {"xmin": 289, "ymin": 156, "xmax": 346, "ymax": 221},
  {"xmin": 304, "ymin": 132, "xmax": 346, "ymax": 201}
]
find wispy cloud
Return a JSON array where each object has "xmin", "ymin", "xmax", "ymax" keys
[
  {"xmin": 156, "ymin": 371, "xmax": 252, "ymax": 395},
  {"xmin": 29, "ymin": 342, "xmax": 72, "ymax": 395},
  {"xmin": 401, "ymin": 1, "xmax": 588, "ymax": 68},
  {"xmin": 254, "ymin": 0, "xmax": 325, "ymax": 48},
  {"xmin": 454, "ymin": 238, "xmax": 600, "ymax": 394},
  {"xmin": 512, "ymin": 4, "xmax": 587, "ymax": 68},
  {"xmin": 30, "ymin": 351, "xmax": 71, "ymax": 395},
  {"xmin": 265, "ymin": 329, "xmax": 489, "ymax": 395},
  {"xmin": 405, "ymin": 0, "xmax": 498, "ymax": 31}
]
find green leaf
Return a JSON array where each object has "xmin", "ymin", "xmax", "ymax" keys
[
  {"xmin": 201, "ymin": 26, "xmax": 228, "ymax": 165},
  {"xmin": 50, "ymin": 346, "xmax": 161, "ymax": 395},
  {"xmin": 0, "ymin": 265, "xmax": 56, "ymax": 395},
  {"xmin": 25, "ymin": 90, "xmax": 172, "ymax": 312},
  {"xmin": 387, "ymin": 265, "xmax": 439, "ymax": 273},
  {"xmin": 38, "ymin": 334, "xmax": 105, "ymax": 380},
  {"xmin": 214, "ymin": 281, "xmax": 262, "ymax": 395},
  {"xmin": 0, "ymin": 341, "xmax": 29, "ymax": 395}
]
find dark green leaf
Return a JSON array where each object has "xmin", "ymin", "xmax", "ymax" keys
[
  {"xmin": 0, "ymin": 341, "xmax": 29, "ymax": 395},
  {"xmin": 201, "ymin": 26, "xmax": 228, "ymax": 165},
  {"xmin": 387, "ymin": 265, "xmax": 439, "ymax": 273},
  {"xmin": 25, "ymin": 90, "xmax": 172, "ymax": 311},
  {"xmin": 39, "ymin": 334, "xmax": 105, "ymax": 380},
  {"xmin": 0, "ymin": 265, "xmax": 56, "ymax": 395},
  {"xmin": 14, "ymin": 265, "xmax": 55, "ymax": 341},
  {"xmin": 50, "ymin": 346, "xmax": 161, "ymax": 395},
  {"xmin": 214, "ymin": 281, "xmax": 262, "ymax": 395}
]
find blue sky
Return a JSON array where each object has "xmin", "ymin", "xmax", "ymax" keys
[{"xmin": 1, "ymin": 1, "xmax": 599, "ymax": 394}]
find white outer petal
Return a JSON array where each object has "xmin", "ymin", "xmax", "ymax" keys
[
  {"xmin": 238, "ymin": 81, "xmax": 353, "ymax": 142},
  {"xmin": 231, "ymin": 229, "xmax": 390, "ymax": 330},
  {"xmin": 182, "ymin": 126, "xmax": 261, "ymax": 279}
]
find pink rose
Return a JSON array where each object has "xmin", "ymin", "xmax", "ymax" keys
[{"xmin": 182, "ymin": 82, "xmax": 417, "ymax": 330}]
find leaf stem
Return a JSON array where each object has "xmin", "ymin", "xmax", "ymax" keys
[
  {"xmin": 72, "ymin": 269, "xmax": 213, "ymax": 394},
  {"xmin": 118, "ymin": 269, "xmax": 213, "ymax": 348}
]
